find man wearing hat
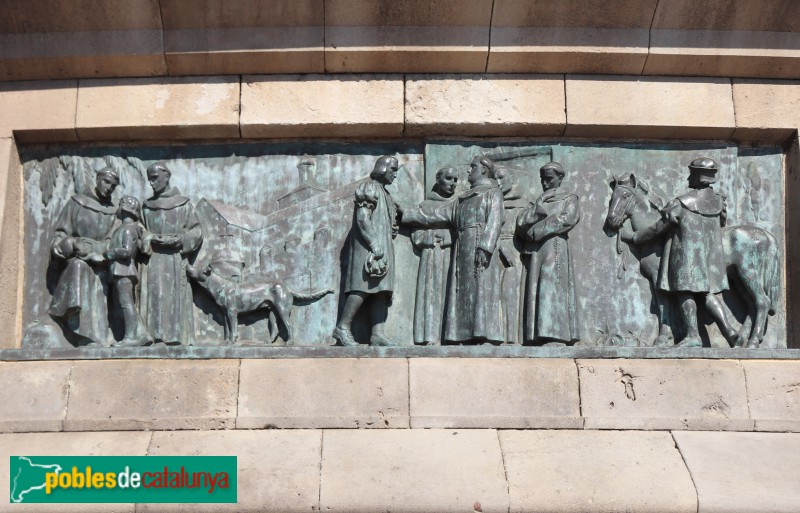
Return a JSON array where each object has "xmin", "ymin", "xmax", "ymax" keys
[{"xmin": 624, "ymin": 157, "xmax": 741, "ymax": 347}]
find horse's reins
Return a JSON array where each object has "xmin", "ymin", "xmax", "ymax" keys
[{"xmin": 614, "ymin": 183, "xmax": 638, "ymax": 279}]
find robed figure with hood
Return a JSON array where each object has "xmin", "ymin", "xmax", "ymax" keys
[
  {"xmin": 49, "ymin": 168, "xmax": 120, "ymax": 346},
  {"xmin": 140, "ymin": 162, "xmax": 203, "ymax": 345},
  {"xmin": 517, "ymin": 162, "xmax": 581, "ymax": 345},
  {"xmin": 403, "ymin": 156, "xmax": 505, "ymax": 344},
  {"xmin": 410, "ymin": 166, "xmax": 457, "ymax": 345}
]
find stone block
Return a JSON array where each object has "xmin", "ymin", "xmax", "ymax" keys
[
  {"xmin": 490, "ymin": 0, "xmax": 659, "ymax": 28},
  {"xmin": 644, "ymin": 30, "xmax": 800, "ymax": 80},
  {"xmin": 320, "ymin": 429, "xmax": 508, "ymax": 513},
  {"xmin": 488, "ymin": 27, "xmax": 648, "ymax": 74},
  {"xmin": 0, "ymin": 0, "xmax": 163, "ymax": 32},
  {"xmin": 0, "ymin": 431, "xmax": 151, "ymax": 512},
  {"xmin": 405, "ymin": 74, "xmax": 565, "ymax": 136},
  {"xmin": 673, "ymin": 431, "xmax": 800, "ymax": 513},
  {"xmin": 0, "ymin": 31, "xmax": 167, "ymax": 82},
  {"xmin": 409, "ymin": 358, "xmax": 580, "ymax": 428},
  {"xmin": 325, "ymin": 26, "xmax": 489, "ymax": 73},
  {"xmin": 0, "ymin": 81, "xmax": 78, "ymax": 142},
  {"xmin": 0, "ymin": 137, "xmax": 23, "ymax": 349},
  {"xmin": 76, "ymin": 76, "xmax": 240, "ymax": 141},
  {"xmin": 565, "ymin": 75, "xmax": 736, "ymax": 139},
  {"xmin": 500, "ymin": 430, "xmax": 696, "ymax": 513},
  {"xmin": 0, "ymin": 361, "xmax": 72, "ymax": 432},
  {"xmin": 325, "ymin": 0, "xmax": 492, "ymax": 26},
  {"xmin": 142, "ymin": 430, "xmax": 321, "ymax": 513},
  {"xmin": 650, "ymin": 0, "xmax": 797, "ymax": 31},
  {"xmin": 743, "ymin": 360, "xmax": 800, "ymax": 432},
  {"xmin": 577, "ymin": 359, "xmax": 752, "ymax": 430},
  {"xmin": 165, "ymin": 28, "xmax": 324, "ymax": 75},
  {"xmin": 237, "ymin": 359, "xmax": 408, "ymax": 428},
  {"xmin": 240, "ymin": 74, "xmax": 404, "ymax": 138},
  {"xmin": 65, "ymin": 360, "xmax": 239, "ymax": 431},
  {"xmin": 732, "ymin": 79, "xmax": 800, "ymax": 141},
  {"xmin": 158, "ymin": 0, "xmax": 323, "ymax": 29}
]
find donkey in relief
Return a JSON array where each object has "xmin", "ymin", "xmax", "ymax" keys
[{"xmin": 605, "ymin": 172, "xmax": 780, "ymax": 348}]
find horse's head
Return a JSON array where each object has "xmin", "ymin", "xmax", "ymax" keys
[{"xmin": 606, "ymin": 172, "xmax": 648, "ymax": 231}]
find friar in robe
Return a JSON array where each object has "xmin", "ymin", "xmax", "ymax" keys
[
  {"xmin": 403, "ymin": 156, "xmax": 505, "ymax": 344},
  {"xmin": 411, "ymin": 166, "xmax": 457, "ymax": 345},
  {"xmin": 140, "ymin": 162, "xmax": 203, "ymax": 345},
  {"xmin": 49, "ymin": 168, "xmax": 120, "ymax": 346},
  {"xmin": 516, "ymin": 162, "xmax": 581, "ymax": 345}
]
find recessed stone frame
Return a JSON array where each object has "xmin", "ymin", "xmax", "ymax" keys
[{"xmin": 0, "ymin": 75, "xmax": 797, "ymax": 357}]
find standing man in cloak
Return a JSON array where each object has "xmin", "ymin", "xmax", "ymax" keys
[
  {"xmin": 403, "ymin": 156, "xmax": 505, "ymax": 344},
  {"xmin": 140, "ymin": 162, "xmax": 203, "ymax": 345}
]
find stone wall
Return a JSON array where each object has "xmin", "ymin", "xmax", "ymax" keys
[
  {"xmin": 1, "ymin": 7, "xmax": 800, "ymax": 510},
  {"xmin": 1, "ymin": 0, "xmax": 799, "ymax": 80}
]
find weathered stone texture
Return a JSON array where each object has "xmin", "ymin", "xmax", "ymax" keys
[
  {"xmin": 325, "ymin": 0, "xmax": 491, "ymax": 73},
  {"xmin": 0, "ymin": 1, "xmax": 166, "ymax": 81},
  {"xmin": 0, "ymin": 137, "xmax": 23, "ymax": 349},
  {"xmin": 491, "ymin": 0, "xmax": 659, "ymax": 28},
  {"xmin": 65, "ymin": 360, "xmax": 239, "ymax": 431},
  {"xmin": 160, "ymin": 0, "xmax": 324, "ymax": 75},
  {"xmin": 240, "ymin": 74, "xmax": 404, "ymax": 138},
  {"xmin": 743, "ymin": 360, "xmax": 800, "ymax": 432},
  {"xmin": 577, "ymin": 359, "xmax": 752, "ymax": 430},
  {"xmin": 501, "ymin": 430, "xmax": 697, "ymax": 513},
  {"xmin": 409, "ymin": 358, "xmax": 580, "ymax": 428},
  {"xmin": 674, "ymin": 431, "xmax": 800, "ymax": 513},
  {"xmin": 732, "ymin": 79, "xmax": 800, "ymax": 141},
  {"xmin": 645, "ymin": 30, "xmax": 800, "ymax": 80},
  {"xmin": 565, "ymin": 75, "xmax": 736, "ymax": 139},
  {"xmin": 405, "ymin": 74, "xmax": 566, "ymax": 136},
  {"xmin": 237, "ymin": 359, "xmax": 409, "ymax": 429},
  {"xmin": 320, "ymin": 429, "xmax": 508, "ymax": 513},
  {"xmin": 0, "ymin": 431, "xmax": 151, "ymax": 512},
  {"xmin": 76, "ymin": 76, "xmax": 241, "ymax": 141},
  {"xmin": 488, "ymin": 27, "xmax": 649, "ymax": 74},
  {"xmin": 0, "ymin": 361, "xmax": 72, "ymax": 432},
  {"xmin": 0, "ymin": 81, "xmax": 78, "ymax": 142},
  {"xmin": 143, "ymin": 430, "xmax": 321, "ymax": 513}
]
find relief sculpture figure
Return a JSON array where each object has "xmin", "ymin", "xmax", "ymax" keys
[
  {"xmin": 104, "ymin": 196, "xmax": 152, "ymax": 346},
  {"xmin": 48, "ymin": 168, "xmax": 119, "ymax": 346},
  {"xmin": 333, "ymin": 156, "xmax": 400, "ymax": 347},
  {"xmin": 187, "ymin": 248, "xmax": 333, "ymax": 344},
  {"xmin": 615, "ymin": 157, "xmax": 780, "ymax": 348},
  {"xmin": 403, "ymin": 156, "xmax": 505, "ymax": 344},
  {"xmin": 493, "ymin": 166, "xmax": 526, "ymax": 344},
  {"xmin": 140, "ymin": 163, "xmax": 203, "ymax": 345},
  {"xmin": 411, "ymin": 166, "xmax": 457, "ymax": 345},
  {"xmin": 516, "ymin": 162, "xmax": 581, "ymax": 345}
]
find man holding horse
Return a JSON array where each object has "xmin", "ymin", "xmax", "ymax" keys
[{"xmin": 622, "ymin": 157, "xmax": 742, "ymax": 348}]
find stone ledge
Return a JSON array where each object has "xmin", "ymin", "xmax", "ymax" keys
[
  {"xmin": 500, "ymin": 430, "xmax": 696, "ymax": 513},
  {"xmin": 577, "ymin": 359, "xmax": 752, "ymax": 430},
  {"xmin": 0, "ymin": 358, "xmax": 796, "ymax": 434},
  {"xmin": 320, "ymin": 429, "xmax": 509, "ymax": 513},
  {"xmin": 237, "ymin": 359, "xmax": 409, "ymax": 429},
  {"xmin": 409, "ymin": 358, "xmax": 580, "ymax": 428},
  {"xmin": 75, "ymin": 76, "xmax": 241, "ymax": 141},
  {"xmin": 565, "ymin": 75, "xmax": 736, "ymax": 139},
  {"xmin": 674, "ymin": 431, "xmax": 800, "ymax": 513},
  {"xmin": 240, "ymin": 74, "xmax": 404, "ymax": 138},
  {"xmin": 0, "ymin": 361, "xmax": 71, "ymax": 432},
  {"xmin": 64, "ymin": 360, "xmax": 239, "ymax": 431},
  {"xmin": 1, "ymin": 345, "xmax": 798, "ymax": 360},
  {"xmin": 2, "ymin": 429, "xmax": 798, "ymax": 512},
  {"xmin": 405, "ymin": 74, "xmax": 566, "ymax": 137}
]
